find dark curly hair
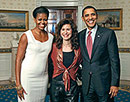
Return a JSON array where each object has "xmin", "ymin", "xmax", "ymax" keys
[{"xmin": 55, "ymin": 18, "xmax": 79, "ymax": 50}]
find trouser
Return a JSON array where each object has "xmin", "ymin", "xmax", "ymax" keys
[
  {"xmin": 50, "ymin": 79, "xmax": 79, "ymax": 102},
  {"xmin": 82, "ymin": 78, "xmax": 114, "ymax": 102}
]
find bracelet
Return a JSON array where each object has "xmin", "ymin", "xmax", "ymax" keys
[{"xmin": 16, "ymin": 85, "xmax": 22, "ymax": 91}]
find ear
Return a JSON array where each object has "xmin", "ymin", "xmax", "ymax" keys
[
  {"xmin": 81, "ymin": 17, "xmax": 85, "ymax": 22},
  {"xmin": 33, "ymin": 18, "xmax": 36, "ymax": 23},
  {"xmin": 96, "ymin": 14, "xmax": 98, "ymax": 19}
]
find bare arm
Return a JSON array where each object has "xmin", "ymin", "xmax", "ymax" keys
[{"xmin": 15, "ymin": 33, "xmax": 27, "ymax": 100}]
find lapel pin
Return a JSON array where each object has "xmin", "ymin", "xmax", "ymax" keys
[{"xmin": 97, "ymin": 35, "xmax": 100, "ymax": 37}]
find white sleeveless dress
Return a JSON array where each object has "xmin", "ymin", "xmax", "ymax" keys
[{"xmin": 18, "ymin": 30, "xmax": 53, "ymax": 102}]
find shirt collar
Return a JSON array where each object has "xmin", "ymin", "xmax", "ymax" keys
[{"xmin": 86, "ymin": 24, "xmax": 98, "ymax": 34}]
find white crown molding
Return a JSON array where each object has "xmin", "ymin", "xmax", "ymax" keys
[{"xmin": 36, "ymin": 0, "xmax": 83, "ymax": 6}]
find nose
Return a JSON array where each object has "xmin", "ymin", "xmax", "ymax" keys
[
  {"xmin": 89, "ymin": 15, "xmax": 92, "ymax": 19},
  {"xmin": 41, "ymin": 20, "xmax": 45, "ymax": 23},
  {"xmin": 64, "ymin": 30, "xmax": 67, "ymax": 33}
]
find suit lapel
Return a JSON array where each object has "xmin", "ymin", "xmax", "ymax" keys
[
  {"xmin": 80, "ymin": 29, "xmax": 90, "ymax": 61},
  {"xmin": 91, "ymin": 26, "xmax": 103, "ymax": 59}
]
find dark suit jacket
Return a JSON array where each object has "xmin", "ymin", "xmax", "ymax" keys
[{"xmin": 79, "ymin": 25, "xmax": 120, "ymax": 96}]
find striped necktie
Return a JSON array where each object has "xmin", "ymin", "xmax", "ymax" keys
[{"xmin": 87, "ymin": 31, "xmax": 92, "ymax": 59}]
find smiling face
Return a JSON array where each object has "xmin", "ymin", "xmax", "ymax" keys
[
  {"xmin": 60, "ymin": 24, "xmax": 72, "ymax": 41},
  {"xmin": 82, "ymin": 8, "xmax": 98, "ymax": 30},
  {"xmin": 34, "ymin": 13, "xmax": 48, "ymax": 31}
]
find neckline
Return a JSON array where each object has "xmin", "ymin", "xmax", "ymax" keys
[
  {"xmin": 30, "ymin": 30, "xmax": 49, "ymax": 43},
  {"xmin": 63, "ymin": 50, "xmax": 74, "ymax": 53}
]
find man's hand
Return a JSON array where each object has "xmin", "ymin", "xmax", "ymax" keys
[{"xmin": 109, "ymin": 86, "xmax": 119, "ymax": 98}]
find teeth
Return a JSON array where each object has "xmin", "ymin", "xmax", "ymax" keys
[
  {"xmin": 64, "ymin": 35, "xmax": 68, "ymax": 37},
  {"xmin": 64, "ymin": 34, "xmax": 69, "ymax": 37},
  {"xmin": 40, "ymin": 25, "xmax": 44, "ymax": 27},
  {"xmin": 89, "ymin": 20, "xmax": 93, "ymax": 24}
]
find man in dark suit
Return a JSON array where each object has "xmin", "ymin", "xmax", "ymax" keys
[{"xmin": 79, "ymin": 6, "xmax": 120, "ymax": 102}]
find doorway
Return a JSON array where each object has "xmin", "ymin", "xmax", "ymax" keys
[{"xmin": 46, "ymin": 7, "xmax": 78, "ymax": 34}]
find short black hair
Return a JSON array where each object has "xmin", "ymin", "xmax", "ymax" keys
[
  {"xmin": 33, "ymin": 6, "xmax": 49, "ymax": 19},
  {"xmin": 82, "ymin": 6, "xmax": 97, "ymax": 17}
]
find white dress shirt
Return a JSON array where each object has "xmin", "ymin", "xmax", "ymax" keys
[{"xmin": 85, "ymin": 24, "xmax": 98, "ymax": 46}]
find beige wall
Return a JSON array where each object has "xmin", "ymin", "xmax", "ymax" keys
[
  {"xmin": 0, "ymin": 0, "xmax": 36, "ymax": 48},
  {"xmin": 0, "ymin": 0, "xmax": 130, "ymax": 80},
  {"xmin": 0, "ymin": 0, "xmax": 130, "ymax": 48},
  {"xmin": 83, "ymin": 0, "xmax": 130, "ymax": 48}
]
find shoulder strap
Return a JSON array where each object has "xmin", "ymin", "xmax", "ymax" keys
[{"xmin": 24, "ymin": 30, "xmax": 34, "ymax": 43}]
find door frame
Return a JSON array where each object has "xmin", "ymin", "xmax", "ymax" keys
[{"xmin": 36, "ymin": 0, "xmax": 84, "ymax": 31}]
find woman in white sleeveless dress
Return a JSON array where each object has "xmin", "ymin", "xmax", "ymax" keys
[{"xmin": 15, "ymin": 6, "xmax": 53, "ymax": 102}]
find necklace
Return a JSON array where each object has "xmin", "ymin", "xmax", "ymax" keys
[
  {"xmin": 63, "ymin": 43, "xmax": 72, "ymax": 51},
  {"xmin": 62, "ymin": 43, "xmax": 72, "ymax": 52},
  {"xmin": 33, "ymin": 29, "xmax": 47, "ymax": 35},
  {"xmin": 63, "ymin": 44, "xmax": 71, "ymax": 47},
  {"xmin": 32, "ymin": 29, "xmax": 48, "ymax": 42},
  {"xmin": 34, "ymin": 30, "xmax": 41, "ymax": 35}
]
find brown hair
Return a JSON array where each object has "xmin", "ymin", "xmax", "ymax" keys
[{"xmin": 55, "ymin": 18, "xmax": 79, "ymax": 50}]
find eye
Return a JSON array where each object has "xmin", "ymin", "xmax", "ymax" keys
[
  {"xmin": 91, "ymin": 13, "xmax": 96, "ymax": 16},
  {"xmin": 38, "ymin": 18, "xmax": 42, "ymax": 21},
  {"xmin": 43, "ymin": 19, "xmax": 48, "ymax": 21},
  {"xmin": 61, "ymin": 28, "xmax": 65, "ymax": 31},
  {"xmin": 85, "ymin": 14, "xmax": 89, "ymax": 17},
  {"xmin": 67, "ymin": 28, "xmax": 71, "ymax": 31}
]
